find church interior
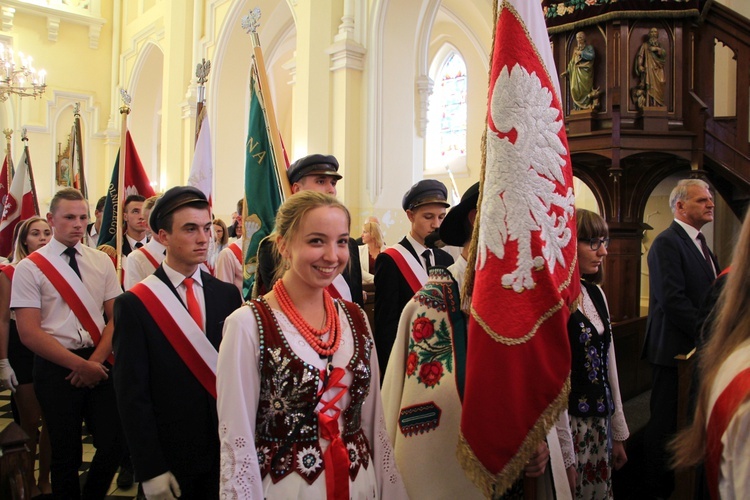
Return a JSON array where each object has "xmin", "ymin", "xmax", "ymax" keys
[{"xmin": 0, "ymin": 0, "xmax": 749, "ymax": 497}]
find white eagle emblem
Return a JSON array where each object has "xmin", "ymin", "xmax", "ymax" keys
[{"xmin": 477, "ymin": 63, "xmax": 575, "ymax": 293}]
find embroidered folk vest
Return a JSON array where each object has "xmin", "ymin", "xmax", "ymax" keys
[
  {"xmin": 567, "ymin": 281, "xmax": 613, "ymax": 418},
  {"xmin": 249, "ymin": 298, "xmax": 373, "ymax": 485}
]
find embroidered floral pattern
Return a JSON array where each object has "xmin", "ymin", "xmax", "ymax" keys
[
  {"xmin": 578, "ymin": 322, "xmax": 601, "ymax": 387},
  {"xmin": 406, "ymin": 313, "xmax": 453, "ymax": 388},
  {"xmin": 296, "ymin": 446, "xmax": 323, "ymax": 476},
  {"xmin": 257, "ymin": 347, "xmax": 316, "ymax": 436},
  {"xmin": 571, "ymin": 415, "xmax": 613, "ymax": 499}
]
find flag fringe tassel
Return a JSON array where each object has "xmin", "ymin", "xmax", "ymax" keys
[{"xmin": 457, "ymin": 377, "xmax": 571, "ymax": 498}]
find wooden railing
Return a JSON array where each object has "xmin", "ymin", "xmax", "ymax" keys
[
  {"xmin": 693, "ymin": 3, "xmax": 750, "ymax": 190},
  {"xmin": 0, "ymin": 422, "xmax": 32, "ymax": 500}
]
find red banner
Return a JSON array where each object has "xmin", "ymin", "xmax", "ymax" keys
[{"xmin": 458, "ymin": 1, "xmax": 579, "ymax": 496}]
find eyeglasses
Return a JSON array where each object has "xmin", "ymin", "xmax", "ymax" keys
[{"xmin": 580, "ymin": 237, "xmax": 609, "ymax": 251}]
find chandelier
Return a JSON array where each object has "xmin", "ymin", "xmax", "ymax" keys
[{"xmin": 0, "ymin": 43, "xmax": 46, "ymax": 102}]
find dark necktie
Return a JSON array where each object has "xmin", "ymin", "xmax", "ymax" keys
[
  {"xmin": 64, "ymin": 247, "xmax": 82, "ymax": 280},
  {"xmin": 134, "ymin": 241, "xmax": 144, "ymax": 249},
  {"xmin": 421, "ymin": 249, "xmax": 433, "ymax": 270},
  {"xmin": 696, "ymin": 233, "xmax": 715, "ymax": 276}
]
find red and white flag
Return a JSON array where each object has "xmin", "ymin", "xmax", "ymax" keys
[
  {"xmin": 458, "ymin": 0, "xmax": 579, "ymax": 496},
  {"xmin": 0, "ymin": 146, "xmax": 37, "ymax": 257}
]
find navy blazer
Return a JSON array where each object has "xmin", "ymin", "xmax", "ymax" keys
[
  {"xmin": 643, "ymin": 221, "xmax": 719, "ymax": 367},
  {"xmin": 112, "ymin": 267, "xmax": 242, "ymax": 484},
  {"xmin": 374, "ymin": 237, "xmax": 453, "ymax": 377}
]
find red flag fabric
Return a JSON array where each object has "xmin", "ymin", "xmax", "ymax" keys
[
  {"xmin": 97, "ymin": 131, "xmax": 156, "ymax": 246},
  {"xmin": 0, "ymin": 147, "xmax": 37, "ymax": 257},
  {"xmin": 458, "ymin": 0, "xmax": 579, "ymax": 496}
]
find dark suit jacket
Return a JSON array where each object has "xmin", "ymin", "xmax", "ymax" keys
[
  {"xmin": 101, "ymin": 234, "xmax": 134, "ymax": 256},
  {"xmin": 374, "ymin": 237, "xmax": 453, "ymax": 377},
  {"xmin": 643, "ymin": 221, "xmax": 719, "ymax": 367},
  {"xmin": 255, "ymin": 235, "xmax": 364, "ymax": 306},
  {"xmin": 112, "ymin": 267, "xmax": 242, "ymax": 484}
]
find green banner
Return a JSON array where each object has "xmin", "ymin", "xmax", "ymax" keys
[{"xmin": 242, "ymin": 68, "xmax": 283, "ymax": 298}]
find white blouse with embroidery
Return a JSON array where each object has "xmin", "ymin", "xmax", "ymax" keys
[{"xmin": 216, "ymin": 301, "xmax": 407, "ymax": 499}]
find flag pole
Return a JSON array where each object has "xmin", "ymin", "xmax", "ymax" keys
[
  {"xmin": 243, "ymin": 8, "xmax": 291, "ymax": 200},
  {"xmin": 20, "ymin": 129, "xmax": 40, "ymax": 216},
  {"xmin": 117, "ymin": 90, "xmax": 131, "ymax": 283},
  {"xmin": 72, "ymin": 103, "xmax": 88, "ymax": 202},
  {"xmin": 3, "ymin": 129, "xmax": 13, "ymax": 183},
  {"xmin": 194, "ymin": 58, "xmax": 210, "ymax": 146}
]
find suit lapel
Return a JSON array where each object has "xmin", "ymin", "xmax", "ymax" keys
[
  {"xmin": 670, "ymin": 222, "xmax": 715, "ymax": 280},
  {"xmin": 201, "ymin": 272, "xmax": 222, "ymax": 349},
  {"xmin": 399, "ymin": 237, "xmax": 421, "ymax": 264}
]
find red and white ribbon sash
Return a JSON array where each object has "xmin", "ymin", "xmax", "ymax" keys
[
  {"xmin": 326, "ymin": 274, "xmax": 351, "ymax": 302},
  {"xmin": 137, "ymin": 246, "xmax": 160, "ymax": 269},
  {"xmin": 705, "ymin": 341, "xmax": 750, "ymax": 499},
  {"xmin": 27, "ymin": 251, "xmax": 106, "ymax": 348},
  {"xmin": 130, "ymin": 275, "xmax": 219, "ymax": 398},
  {"xmin": 229, "ymin": 242, "xmax": 242, "ymax": 265},
  {"xmin": 383, "ymin": 244, "xmax": 428, "ymax": 295}
]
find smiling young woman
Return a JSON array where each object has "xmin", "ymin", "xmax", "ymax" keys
[{"xmin": 216, "ymin": 191, "xmax": 407, "ymax": 499}]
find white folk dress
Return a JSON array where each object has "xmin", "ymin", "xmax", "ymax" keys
[{"xmin": 216, "ymin": 298, "xmax": 407, "ymax": 499}]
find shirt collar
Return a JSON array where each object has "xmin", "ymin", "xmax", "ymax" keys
[
  {"xmin": 162, "ymin": 261, "xmax": 203, "ymax": 289},
  {"xmin": 674, "ymin": 218, "xmax": 701, "ymax": 241},
  {"xmin": 126, "ymin": 234, "xmax": 147, "ymax": 249},
  {"xmin": 50, "ymin": 237, "xmax": 83, "ymax": 256},
  {"xmin": 406, "ymin": 233, "xmax": 428, "ymax": 256}
]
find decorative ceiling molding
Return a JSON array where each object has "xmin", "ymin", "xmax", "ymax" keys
[{"xmin": 0, "ymin": 0, "xmax": 106, "ymax": 49}]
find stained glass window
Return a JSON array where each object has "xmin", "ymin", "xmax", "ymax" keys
[{"xmin": 426, "ymin": 51, "xmax": 467, "ymax": 171}]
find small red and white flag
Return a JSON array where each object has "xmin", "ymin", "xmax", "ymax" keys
[
  {"xmin": 0, "ymin": 146, "xmax": 37, "ymax": 257},
  {"xmin": 458, "ymin": 0, "xmax": 579, "ymax": 496}
]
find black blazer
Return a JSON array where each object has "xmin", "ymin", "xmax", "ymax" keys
[
  {"xmin": 255, "ymin": 235, "xmax": 364, "ymax": 306},
  {"xmin": 112, "ymin": 267, "xmax": 242, "ymax": 484},
  {"xmin": 643, "ymin": 221, "xmax": 719, "ymax": 367},
  {"xmin": 374, "ymin": 237, "xmax": 453, "ymax": 377}
]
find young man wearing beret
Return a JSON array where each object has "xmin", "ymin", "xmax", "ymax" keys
[
  {"xmin": 112, "ymin": 186, "xmax": 243, "ymax": 499},
  {"xmin": 374, "ymin": 179, "xmax": 454, "ymax": 378},
  {"xmin": 253, "ymin": 153, "xmax": 364, "ymax": 305}
]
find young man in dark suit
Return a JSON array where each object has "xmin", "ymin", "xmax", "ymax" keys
[
  {"xmin": 100, "ymin": 194, "xmax": 148, "ymax": 256},
  {"xmin": 374, "ymin": 179, "xmax": 454, "ymax": 378},
  {"xmin": 112, "ymin": 186, "xmax": 242, "ymax": 499},
  {"xmin": 642, "ymin": 178, "xmax": 719, "ymax": 498}
]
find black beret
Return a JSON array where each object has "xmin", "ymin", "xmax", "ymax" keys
[
  {"xmin": 287, "ymin": 154, "xmax": 342, "ymax": 185},
  {"xmin": 402, "ymin": 179, "xmax": 450, "ymax": 211},
  {"xmin": 440, "ymin": 182, "xmax": 479, "ymax": 246},
  {"xmin": 150, "ymin": 186, "xmax": 208, "ymax": 232}
]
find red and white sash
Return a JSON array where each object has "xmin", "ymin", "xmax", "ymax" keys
[
  {"xmin": 383, "ymin": 244, "xmax": 428, "ymax": 295},
  {"xmin": 326, "ymin": 274, "xmax": 352, "ymax": 302},
  {"xmin": 130, "ymin": 275, "xmax": 219, "ymax": 398},
  {"xmin": 229, "ymin": 242, "xmax": 242, "ymax": 265},
  {"xmin": 137, "ymin": 246, "xmax": 160, "ymax": 269},
  {"xmin": 27, "ymin": 251, "xmax": 107, "ymax": 349},
  {"xmin": 705, "ymin": 341, "xmax": 750, "ymax": 499}
]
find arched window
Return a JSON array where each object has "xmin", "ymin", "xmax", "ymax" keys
[{"xmin": 425, "ymin": 49, "xmax": 467, "ymax": 175}]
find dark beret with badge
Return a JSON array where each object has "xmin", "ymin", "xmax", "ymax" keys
[
  {"xmin": 149, "ymin": 185, "xmax": 208, "ymax": 232},
  {"xmin": 402, "ymin": 179, "xmax": 450, "ymax": 211},
  {"xmin": 287, "ymin": 154, "xmax": 342, "ymax": 185}
]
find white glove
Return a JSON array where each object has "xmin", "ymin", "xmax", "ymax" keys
[
  {"xmin": 0, "ymin": 358, "xmax": 18, "ymax": 393},
  {"xmin": 142, "ymin": 471, "xmax": 181, "ymax": 499}
]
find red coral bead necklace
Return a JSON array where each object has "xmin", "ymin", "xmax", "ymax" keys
[{"xmin": 273, "ymin": 279, "xmax": 341, "ymax": 357}]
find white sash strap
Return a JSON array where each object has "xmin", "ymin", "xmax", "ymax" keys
[
  {"xmin": 392, "ymin": 243, "xmax": 429, "ymax": 285},
  {"xmin": 34, "ymin": 251, "xmax": 105, "ymax": 339},
  {"xmin": 139, "ymin": 275, "xmax": 218, "ymax": 374},
  {"xmin": 330, "ymin": 274, "xmax": 352, "ymax": 302}
]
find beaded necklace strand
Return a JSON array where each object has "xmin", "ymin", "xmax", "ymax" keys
[{"xmin": 273, "ymin": 279, "xmax": 342, "ymax": 356}]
